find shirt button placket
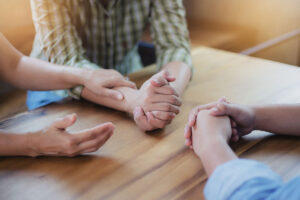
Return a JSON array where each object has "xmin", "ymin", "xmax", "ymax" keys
[{"xmin": 105, "ymin": 11, "xmax": 114, "ymax": 68}]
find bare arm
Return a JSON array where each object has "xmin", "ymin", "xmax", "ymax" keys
[
  {"xmin": 0, "ymin": 114, "xmax": 114, "ymax": 157},
  {"xmin": 150, "ymin": 0, "xmax": 193, "ymax": 97},
  {"xmin": 191, "ymin": 110, "xmax": 237, "ymax": 176},
  {"xmin": 197, "ymin": 136, "xmax": 237, "ymax": 177},
  {"xmin": 0, "ymin": 133, "xmax": 32, "ymax": 156},
  {"xmin": 0, "ymin": 33, "xmax": 136, "ymax": 99},
  {"xmin": 81, "ymin": 87, "xmax": 138, "ymax": 114},
  {"xmin": 0, "ymin": 33, "xmax": 89, "ymax": 90},
  {"xmin": 185, "ymin": 99, "xmax": 300, "ymax": 148},
  {"xmin": 81, "ymin": 73, "xmax": 181, "ymax": 115},
  {"xmin": 253, "ymin": 104, "xmax": 300, "ymax": 136},
  {"xmin": 162, "ymin": 61, "xmax": 191, "ymax": 96}
]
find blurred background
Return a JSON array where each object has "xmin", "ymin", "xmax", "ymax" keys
[{"xmin": 0, "ymin": 0, "xmax": 300, "ymax": 116}]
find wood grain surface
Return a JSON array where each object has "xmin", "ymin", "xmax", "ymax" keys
[{"xmin": 1, "ymin": 47, "xmax": 300, "ymax": 200}]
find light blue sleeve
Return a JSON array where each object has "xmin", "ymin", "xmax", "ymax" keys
[{"xmin": 204, "ymin": 159, "xmax": 283, "ymax": 200}]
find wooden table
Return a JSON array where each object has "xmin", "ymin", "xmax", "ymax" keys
[{"xmin": 1, "ymin": 47, "xmax": 300, "ymax": 200}]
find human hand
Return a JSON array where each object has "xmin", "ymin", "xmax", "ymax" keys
[
  {"xmin": 82, "ymin": 69, "xmax": 136, "ymax": 100},
  {"xmin": 185, "ymin": 97, "xmax": 256, "ymax": 147},
  {"xmin": 191, "ymin": 110, "xmax": 231, "ymax": 157},
  {"xmin": 28, "ymin": 113, "xmax": 114, "ymax": 157},
  {"xmin": 132, "ymin": 71, "xmax": 182, "ymax": 131}
]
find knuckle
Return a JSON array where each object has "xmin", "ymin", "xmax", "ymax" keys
[
  {"xmin": 170, "ymin": 96, "xmax": 177, "ymax": 104},
  {"xmin": 66, "ymin": 149, "xmax": 76, "ymax": 156},
  {"xmin": 92, "ymin": 147, "xmax": 99, "ymax": 152},
  {"xmin": 168, "ymin": 87, "xmax": 176, "ymax": 95}
]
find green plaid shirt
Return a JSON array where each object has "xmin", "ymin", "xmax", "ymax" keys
[{"xmin": 30, "ymin": 0, "xmax": 192, "ymax": 98}]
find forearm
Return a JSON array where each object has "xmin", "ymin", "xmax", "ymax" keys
[
  {"xmin": 0, "ymin": 132, "xmax": 34, "ymax": 156},
  {"xmin": 8, "ymin": 56, "xmax": 88, "ymax": 90},
  {"xmin": 0, "ymin": 33, "xmax": 88, "ymax": 90},
  {"xmin": 198, "ymin": 136, "xmax": 237, "ymax": 177},
  {"xmin": 254, "ymin": 104, "xmax": 300, "ymax": 136},
  {"xmin": 81, "ymin": 87, "xmax": 138, "ymax": 114},
  {"xmin": 162, "ymin": 61, "xmax": 191, "ymax": 96}
]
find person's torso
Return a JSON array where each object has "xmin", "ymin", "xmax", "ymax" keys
[{"xmin": 68, "ymin": 0, "xmax": 152, "ymax": 73}]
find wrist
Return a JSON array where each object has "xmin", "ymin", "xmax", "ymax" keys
[
  {"xmin": 123, "ymin": 88, "xmax": 140, "ymax": 114},
  {"xmin": 197, "ymin": 134, "xmax": 227, "ymax": 153},
  {"xmin": 25, "ymin": 132, "xmax": 41, "ymax": 157},
  {"xmin": 252, "ymin": 106, "xmax": 261, "ymax": 130},
  {"xmin": 77, "ymin": 68, "xmax": 92, "ymax": 86},
  {"xmin": 61, "ymin": 67, "xmax": 87, "ymax": 87},
  {"xmin": 196, "ymin": 136, "xmax": 237, "ymax": 176}
]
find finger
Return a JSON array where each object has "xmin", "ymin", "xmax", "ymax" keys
[
  {"xmin": 230, "ymin": 119, "xmax": 237, "ymax": 128},
  {"xmin": 148, "ymin": 103, "xmax": 180, "ymax": 114},
  {"xmin": 154, "ymin": 85, "xmax": 179, "ymax": 96},
  {"xmin": 112, "ymin": 79, "xmax": 137, "ymax": 89},
  {"xmin": 152, "ymin": 112, "xmax": 173, "ymax": 125},
  {"xmin": 160, "ymin": 70, "xmax": 176, "ymax": 82},
  {"xmin": 150, "ymin": 77, "xmax": 169, "ymax": 87},
  {"xmin": 74, "ymin": 122, "xmax": 115, "ymax": 143},
  {"xmin": 185, "ymin": 139, "xmax": 192, "ymax": 147},
  {"xmin": 209, "ymin": 102, "xmax": 230, "ymax": 116},
  {"xmin": 152, "ymin": 95, "xmax": 182, "ymax": 106},
  {"xmin": 152, "ymin": 111, "xmax": 176, "ymax": 121},
  {"xmin": 219, "ymin": 96, "xmax": 228, "ymax": 103},
  {"xmin": 232, "ymin": 128, "xmax": 238, "ymax": 136},
  {"xmin": 210, "ymin": 99, "xmax": 235, "ymax": 116},
  {"xmin": 78, "ymin": 128, "xmax": 113, "ymax": 154},
  {"xmin": 188, "ymin": 108, "xmax": 199, "ymax": 127},
  {"xmin": 232, "ymin": 134, "xmax": 239, "ymax": 142},
  {"xmin": 52, "ymin": 113, "xmax": 77, "ymax": 130},
  {"xmin": 188, "ymin": 102, "xmax": 218, "ymax": 125},
  {"xmin": 133, "ymin": 106, "xmax": 151, "ymax": 131},
  {"xmin": 184, "ymin": 124, "xmax": 192, "ymax": 139},
  {"xmin": 100, "ymin": 88, "xmax": 124, "ymax": 100},
  {"xmin": 150, "ymin": 70, "xmax": 169, "ymax": 87},
  {"xmin": 146, "ymin": 112, "xmax": 168, "ymax": 129},
  {"xmin": 166, "ymin": 76, "xmax": 176, "ymax": 82}
]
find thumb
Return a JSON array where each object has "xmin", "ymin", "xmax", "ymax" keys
[
  {"xmin": 210, "ymin": 101, "xmax": 239, "ymax": 119},
  {"xmin": 100, "ymin": 88, "xmax": 124, "ymax": 100},
  {"xmin": 150, "ymin": 78, "xmax": 168, "ymax": 87},
  {"xmin": 209, "ymin": 101, "xmax": 230, "ymax": 116},
  {"xmin": 52, "ymin": 113, "xmax": 77, "ymax": 130},
  {"xmin": 133, "ymin": 106, "xmax": 150, "ymax": 131},
  {"xmin": 133, "ymin": 106, "xmax": 147, "ymax": 122}
]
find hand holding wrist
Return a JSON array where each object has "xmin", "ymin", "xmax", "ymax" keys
[{"xmin": 79, "ymin": 68, "xmax": 137, "ymax": 100}]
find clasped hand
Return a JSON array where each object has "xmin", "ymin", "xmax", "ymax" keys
[{"xmin": 133, "ymin": 71, "xmax": 182, "ymax": 131}]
